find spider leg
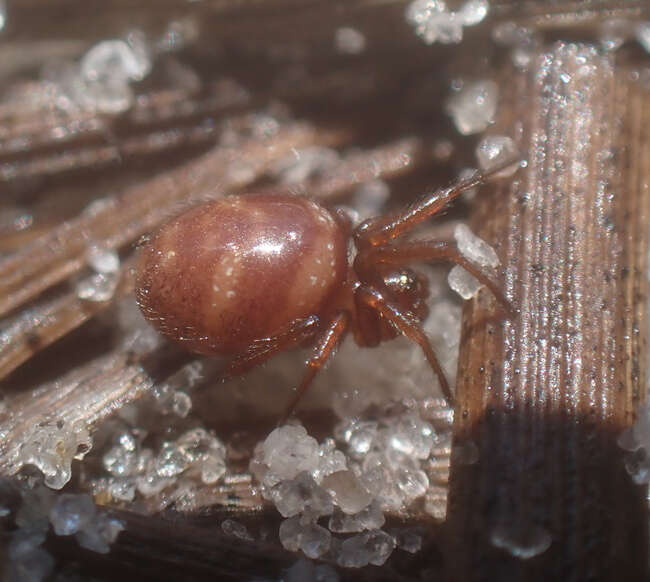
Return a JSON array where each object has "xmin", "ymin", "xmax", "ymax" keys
[
  {"xmin": 356, "ymin": 240, "xmax": 514, "ymax": 316},
  {"xmin": 355, "ymin": 155, "xmax": 519, "ymax": 248},
  {"xmin": 355, "ymin": 285, "xmax": 454, "ymax": 405},
  {"xmin": 279, "ymin": 311, "xmax": 349, "ymax": 424},
  {"xmin": 223, "ymin": 315, "xmax": 320, "ymax": 378}
]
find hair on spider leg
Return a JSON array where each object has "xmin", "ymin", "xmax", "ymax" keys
[{"xmin": 135, "ymin": 155, "xmax": 520, "ymax": 421}]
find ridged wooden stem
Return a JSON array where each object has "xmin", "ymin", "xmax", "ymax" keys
[{"xmin": 446, "ymin": 42, "xmax": 650, "ymax": 581}]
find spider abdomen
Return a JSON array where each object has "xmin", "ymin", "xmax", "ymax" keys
[{"xmin": 135, "ymin": 194, "xmax": 348, "ymax": 355}]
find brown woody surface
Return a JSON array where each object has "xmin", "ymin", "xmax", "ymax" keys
[{"xmin": 446, "ymin": 42, "xmax": 650, "ymax": 581}]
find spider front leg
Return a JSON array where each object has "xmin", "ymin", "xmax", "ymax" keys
[
  {"xmin": 355, "ymin": 285, "xmax": 454, "ymax": 405},
  {"xmin": 355, "ymin": 240, "xmax": 514, "ymax": 316},
  {"xmin": 355, "ymin": 155, "xmax": 519, "ymax": 248},
  {"xmin": 280, "ymin": 311, "xmax": 349, "ymax": 424}
]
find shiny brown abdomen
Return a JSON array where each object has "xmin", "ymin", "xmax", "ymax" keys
[{"xmin": 135, "ymin": 194, "xmax": 348, "ymax": 355}]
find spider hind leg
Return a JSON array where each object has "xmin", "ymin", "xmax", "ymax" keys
[{"xmin": 279, "ymin": 312, "xmax": 349, "ymax": 424}]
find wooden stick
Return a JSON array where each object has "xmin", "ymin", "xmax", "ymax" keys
[{"xmin": 446, "ymin": 42, "xmax": 650, "ymax": 580}]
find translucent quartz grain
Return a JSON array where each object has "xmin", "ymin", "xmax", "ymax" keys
[
  {"xmin": 221, "ymin": 519, "xmax": 253, "ymax": 541},
  {"xmin": 268, "ymin": 472, "xmax": 333, "ymax": 518},
  {"xmin": 75, "ymin": 513, "xmax": 124, "ymax": 554},
  {"xmin": 475, "ymin": 135, "xmax": 519, "ymax": 177},
  {"xmin": 458, "ymin": 0, "xmax": 489, "ymax": 26},
  {"xmin": 263, "ymin": 425, "xmax": 320, "ymax": 480},
  {"xmin": 279, "ymin": 517, "xmax": 331, "ymax": 559},
  {"xmin": 49, "ymin": 493, "xmax": 95, "ymax": 535},
  {"xmin": 405, "ymin": 0, "xmax": 488, "ymax": 46},
  {"xmin": 321, "ymin": 470, "xmax": 372, "ymax": 515},
  {"xmin": 447, "ymin": 80, "xmax": 498, "ymax": 135},
  {"xmin": 448, "ymin": 223, "xmax": 499, "ymax": 300},
  {"xmin": 328, "ymin": 502, "xmax": 385, "ymax": 533},
  {"xmin": 336, "ymin": 530, "xmax": 395, "ymax": 567}
]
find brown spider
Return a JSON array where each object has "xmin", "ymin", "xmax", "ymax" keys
[{"xmin": 135, "ymin": 158, "xmax": 516, "ymax": 421}]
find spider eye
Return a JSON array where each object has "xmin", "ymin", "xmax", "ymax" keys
[
  {"xmin": 381, "ymin": 268, "xmax": 429, "ymax": 321},
  {"xmin": 383, "ymin": 270, "xmax": 417, "ymax": 293}
]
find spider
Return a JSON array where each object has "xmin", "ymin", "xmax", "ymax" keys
[{"xmin": 135, "ymin": 158, "xmax": 516, "ymax": 421}]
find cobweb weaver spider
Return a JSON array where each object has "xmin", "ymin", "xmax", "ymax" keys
[{"xmin": 136, "ymin": 156, "xmax": 518, "ymax": 421}]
